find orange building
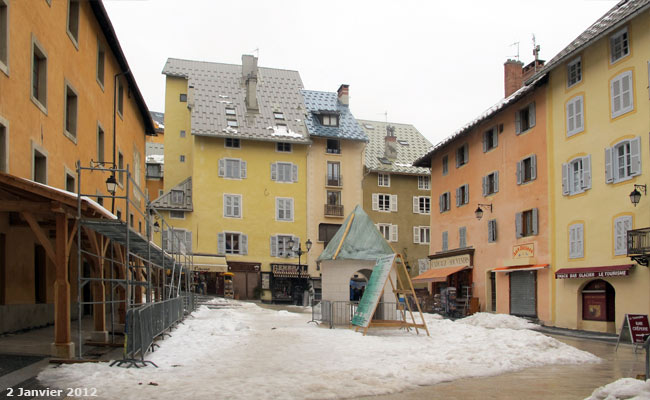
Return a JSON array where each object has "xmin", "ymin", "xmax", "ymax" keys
[{"xmin": 415, "ymin": 60, "xmax": 552, "ymax": 324}]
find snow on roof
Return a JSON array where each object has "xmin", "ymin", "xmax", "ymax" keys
[
  {"xmin": 269, "ymin": 125, "xmax": 303, "ymax": 138},
  {"xmin": 146, "ymin": 154, "xmax": 164, "ymax": 164},
  {"xmin": 27, "ymin": 178, "xmax": 117, "ymax": 220}
]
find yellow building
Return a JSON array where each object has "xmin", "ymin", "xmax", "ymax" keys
[
  {"xmin": 535, "ymin": 0, "xmax": 650, "ymax": 333},
  {"xmin": 146, "ymin": 111, "xmax": 165, "ymax": 201},
  {"xmin": 160, "ymin": 56, "xmax": 310, "ymax": 303},
  {"xmin": 0, "ymin": 0, "xmax": 154, "ymax": 356}
]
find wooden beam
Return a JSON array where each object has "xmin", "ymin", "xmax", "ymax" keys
[
  {"xmin": 21, "ymin": 212, "xmax": 57, "ymax": 265},
  {"xmin": 0, "ymin": 200, "xmax": 52, "ymax": 213}
]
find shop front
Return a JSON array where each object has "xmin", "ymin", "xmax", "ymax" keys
[
  {"xmin": 227, "ymin": 262, "xmax": 261, "ymax": 300},
  {"xmin": 267, "ymin": 263, "xmax": 309, "ymax": 304},
  {"xmin": 192, "ymin": 254, "xmax": 228, "ymax": 295}
]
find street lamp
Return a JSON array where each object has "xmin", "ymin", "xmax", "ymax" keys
[
  {"xmin": 105, "ymin": 175, "xmax": 118, "ymax": 194},
  {"xmin": 475, "ymin": 203, "xmax": 493, "ymax": 220},
  {"xmin": 630, "ymin": 184, "xmax": 646, "ymax": 207},
  {"xmin": 287, "ymin": 238, "xmax": 312, "ymax": 277}
]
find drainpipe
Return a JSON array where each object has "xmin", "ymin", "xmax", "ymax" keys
[{"xmin": 112, "ymin": 69, "xmax": 130, "ymax": 213}]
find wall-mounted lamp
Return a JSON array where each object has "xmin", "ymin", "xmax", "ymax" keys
[
  {"xmin": 153, "ymin": 221, "xmax": 161, "ymax": 233},
  {"xmin": 105, "ymin": 175, "xmax": 118, "ymax": 194},
  {"xmin": 475, "ymin": 203, "xmax": 493, "ymax": 220},
  {"xmin": 630, "ymin": 184, "xmax": 647, "ymax": 207}
]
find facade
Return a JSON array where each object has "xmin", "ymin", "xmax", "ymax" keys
[
  {"xmin": 146, "ymin": 111, "xmax": 165, "ymax": 201},
  {"xmin": 357, "ymin": 120, "xmax": 432, "ymax": 285},
  {"xmin": 302, "ymin": 85, "xmax": 367, "ymax": 299},
  {"xmin": 535, "ymin": 0, "xmax": 650, "ymax": 333},
  {"xmin": 415, "ymin": 61, "xmax": 552, "ymax": 324},
  {"xmin": 0, "ymin": 0, "xmax": 154, "ymax": 356},
  {"xmin": 160, "ymin": 55, "xmax": 310, "ymax": 303}
]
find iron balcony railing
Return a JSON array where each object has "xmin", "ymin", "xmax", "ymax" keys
[
  {"xmin": 324, "ymin": 204, "xmax": 344, "ymax": 216},
  {"xmin": 326, "ymin": 174, "xmax": 342, "ymax": 187},
  {"xmin": 628, "ymin": 227, "xmax": 650, "ymax": 256}
]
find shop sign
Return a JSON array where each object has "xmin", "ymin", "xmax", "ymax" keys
[
  {"xmin": 617, "ymin": 314, "xmax": 650, "ymax": 346},
  {"xmin": 512, "ymin": 243, "xmax": 534, "ymax": 259},
  {"xmin": 272, "ymin": 264, "xmax": 307, "ymax": 278},
  {"xmin": 418, "ymin": 259, "xmax": 429, "ymax": 275},
  {"xmin": 430, "ymin": 254, "xmax": 470, "ymax": 269},
  {"xmin": 556, "ymin": 270, "xmax": 629, "ymax": 279}
]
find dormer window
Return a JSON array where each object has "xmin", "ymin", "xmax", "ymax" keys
[
  {"xmin": 274, "ymin": 112, "xmax": 285, "ymax": 120},
  {"xmin": 321, "ymin": 114, "xmax": 339, "ymax": 127},
  {"xmin": 227, "ymin": 119, "xmax": 238, "ymax": 128},
  {"xmin": 397, "ymin": 140, "xmax": 409, "ymax": 146},
  {"xmin": 225, "ymin": 108, "xmax": 236, "ymax": 116}
]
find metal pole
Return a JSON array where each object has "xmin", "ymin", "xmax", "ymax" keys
[{"xmin": 76, "ymin": 161, "xmax": 83, "ymax": 359}]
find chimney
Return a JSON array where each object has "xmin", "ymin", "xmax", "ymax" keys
[
  {"xmin": 522, "ymin": 59, "xmax": 545, "ymax": 83},
  {"xmin": 337, "ymin": 84, "xmax": 349, "ymax": 106},
  {"xmin": 504, "ymin": 59, "xmax": 524, "ymax": 97},
  {"xmin": 384, "ymin": 125, "xmax": 397, "ymax": 159},
  {"xmin": 242, "ymin": 54, "xmax": 258, "ymax": 110},
  {"xmin": 187, "ymin": 85, "xmax": 195, "ymax": 109}
]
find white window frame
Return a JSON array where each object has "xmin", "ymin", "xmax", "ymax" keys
[
  {"xmin": 614, "ymin": 215, "xmax": 632, "ymax": 256},
  {"xmin": 170, "ymin": 189, "xmax": 184, "ymax": 205},
  {"xmin": 378, "ymin": 173, "xmax": 390, "ymax": 187},
  {"xmin": 567, "ymin": 57, "xmax": 582, "ymax": 88},
  {"xmin": 611, "ymin": 70, "xmax": 634, "ymax": 118},
  {"xmin": 413, "ymin": 196, "xmax": 430, "ymax": 214},
  {"xmin": 418, "ymin": 176, "xmax": 430, "ymax": 190},
  {"xmin": 569, "ymin": 223, "xmax": 584, "ymax": 259},
  {"xmin": 271, "ymin": 234, "xmax": 297, "ymax": 258},
  {"xmin": 610, "ymin": 27, "xmax": 630, "ymax": 64},
  {"xmin": 66, "ymin": 0, "xmax": 80, "ymax": 48},
  {"xmin": 219, "ymin": 232, "xmax": 247, "ymax": 255},
  {"xmin": 562, "ymin": 155, "xmax": 591, "ymax": 196},
  {"xmin": 606, "ymin": 137, "xmax": 641, "ymax": 184},
  {"xmin": 413, "ymin": 226, "xmax": 430, "ymax": 244},
  {"xmin": 225, "ymin": 108, "xmax": 236, "ymax": 116},
  {"xmin": 271, "ymin": 161, "xmax": 297, "ymax": 183},
  {"xmin": 377, "ymin": 223, "xmax": 398, "ymax": 242},
  {"xmin": 169, "ymin": 210, "xmax": 185, "ymax": 220},
  {"xmin": 373, "ymin": 193, "xmax": 398, "ymax": 212},
  {"xmin": 219, "ymin": 158, "xmax": 247, "ymax": 180},
  {"xmin": 223, "ymin": 194, "xmax": 242, "ymax": 218},
  {"xmin": 276, "ymin": 197, "xmax": 294, "ymax": 222},
  {"xmin": 566, "ymin": 95, "xmax": 584, "ymax": 136}
]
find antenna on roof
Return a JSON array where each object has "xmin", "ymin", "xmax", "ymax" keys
[
  {"xmin": 532, "ymin": 34, "xmax": 540, "ymax": 62},
  {"xmin": 510, "ymin": 42, "xmax": 520, "ymax": 61},
  {"xmin": 250, "ymin": 47, "xmax": 259, "ymax": 58}
]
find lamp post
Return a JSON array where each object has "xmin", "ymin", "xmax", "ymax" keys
[
  {"xmin": 475, "ymin": 203, "xmax": 493, "ymax": 220},
  {"xmin": 630, "ymin": 184, "xmax": 647, "ymax": 207},
  {"xmin": 287, "ymin": 238, "xmax": 312, "ymax": 277}
]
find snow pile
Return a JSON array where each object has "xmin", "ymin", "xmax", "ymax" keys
[
  {"xmin": 38, "ymin": 301, "xmax": 600, "ymax": 400},
  {"xmin": 456, "ymin": 312, "xmax": 539, "ymax": 330},
  {"xmin": 586, "ymin": 378, "xmax": 650, "ymax": 399}
]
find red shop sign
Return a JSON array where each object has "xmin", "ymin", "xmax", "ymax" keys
[{"xmin": 616, "ymin": 314, "xmax": 650, "ymax": 348}]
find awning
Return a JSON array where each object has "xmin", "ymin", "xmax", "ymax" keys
[
  {"xmin": 192, "ymin": 255, "xmax": 228, "ymax": 273},
  {"xmin": 412, "ymin": 265, "xmax": 468, "ymax": 283},
  {"xmin": 555, "ymin": 264, "xmax": 633, "ymax": 279},
  {"xmin": 493, "ymin": 264, "xmax": 549, "ymax": 273}
]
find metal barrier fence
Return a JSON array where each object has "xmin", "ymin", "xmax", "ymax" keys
[{"xmin": 318, "ymin": 300, "xmax": 405, "ymax": 329}]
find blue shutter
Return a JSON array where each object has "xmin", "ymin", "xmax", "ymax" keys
[
  {"xmin": 562, "ymin": 163, "xmax": 570, "ymax": 195},
  {"xmin": 218, "ymin": 159, "xmax": 225, "ymax": 177},
  {"xmin": 241, "ymin": 161, "xmax": 247, "ymax": 179},
  {"xmin": 241, "ymin": 234, "xmax": 248, "ymax": 255},
  {"xmin": 515, "ymin": 213, "xmax": 523, "ymax": 238},
  {"xmin": 530, "ymin": 154, "xmax": 537, "ymax": 181},
  {"xmin": 529, "ymin": 102, "xmax": 536, "ymax": 128},
  {"xmin": 494, "ymin": 171, "xmax": 499, "ymax": 193},
  {"xmin": 271, "ymin": 162, "xmax": 277, "ymax": 181},
  {"xmin": 516, "ymin": 160, "xmax": 522, "ymax": 185},
  {"xmin": 532, "ymin": 208, "xmax": 539, "ymax": 236},
  {"xmin": 292, "ymin": 164, "xmax": 298, "ymax": 182},
  {"xmin": 605, "ymin": 147, "xmax": 614, "ymax": 183},
  {"xmin": 442, "ymin": 231, "xmax": 448, "ymax": 251},
  {"xmin": 217, "ymin": 233, "xmax": 225, "ymax": 254},
  {"xmin": 630, "ymin": 137, "xmax": 641, "ymax": 176},
  {"xmin": 582, "ymin": 155, "xmax": 592, "ymax": 190}
]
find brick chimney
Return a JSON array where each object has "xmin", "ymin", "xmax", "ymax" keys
[
  {"xmin": 522, "ymin": 59, "xmax": 545, "ymax": 83},
  {"xmin": 337, "ymin": 84, "xmax": 349, "ymax": 105},
  {"xmin": 504, "ymin": 59, "xmax": 524, "ymax": 97},
  {"xmin": 242, "ymin": 54, "xmax": 258, "ymax": 110},
  {"xmin": 384, "ymin": 125, "xmax": 397, "ymax": 159}
]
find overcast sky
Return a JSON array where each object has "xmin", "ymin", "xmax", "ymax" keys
[{"xmin": 104, "ymin": 0, "xmax": 617, "ymax": 146}]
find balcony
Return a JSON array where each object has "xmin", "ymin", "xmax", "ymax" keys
[
  {"xmin": 324, "ymin": 204, "xmax": 344, "ymax": 217},
  {"xmin": 326, "ymin": 175, "xmax": 342, "ymax": 187},
  {"xmin": 627, "ymin": 227, "xmax": 650, "ymax": 266}
]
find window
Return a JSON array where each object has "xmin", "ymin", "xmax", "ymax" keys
[
  {"xmin": 372, "ymin": 193, "xmax": 397, "ymax": 212},
  {"xmin": 413, "ymin": 196, "xmax": 430, "ymax": 214},
  {"xmin": 146, "ymin": 164, "xmax": 162, "ymax": 178},
  {"xmin": 516, "ymin": 155, "xmax": 537, "ymax": 185},
  {"xmin": 169, "ymin": 210, "xmax": 185, "ymax": 219},
  {"xmin": 133, "ymin": 150, "xmax": 141, "ymax": 190},
  {"xmin": 179, "ymin": 130, "xmax": 186, "ymax": 138},
  {"xmin": 488, "ymin": 219, "xmax": 497, "ymax": 243},
  {"xmin": 179, "ymin": 93, "xmax": 187, "ymax": 102},
  {"xmin": 326, "ymin": 139, "xmax": 340, "ymax": 154},
  {"xmin": 327, "ymin": 161, "xmax": 341, "ymax": 186},
  {"xmin": 65, "ymin": 171, "xmax": 75, "ymax": 192},
  {"xmin": 117, "ymin": 151, "xmax": 124, "ymax": 185},
  {"xmin": 218, "ymin": 232, "xmax": 248, "ymax": 255},
  {"xmin": 219, "ymin": 158, "xmax": 247, "ymax": 179},
  {"xmin": 0, "ymin": 118, "xmax": 7, "ymax": 173},
  {"xmin": 276, "ymin": 142, "xmax": 291, "ymax": 152},
  {"xmin": 610, "ymin": 71, "xmax": 633, "ymax": 118},
  {"xmin": 32, "ymin": 147, "xmax": 47, "ymax": 184},
  {"xmin": 377, "ymin": 224, "xmax": 398, "ymax": 242},
  {"xmin": 442, "ymin": 231, "xmax": 448, "ymax": 251},
  {"xmin": 271, "ymin": 162, "xmax": 297, "ymax": 183},
  {"xmin": 225, "ymin": 108, "xmax": 236, "ymax": 116},
  {"xmin": 562, "ymin": 155, "xmax": 591, "ymax": 195},
  {"xmin": 225, "ymin": 138, "xmax": 240, "ymax": 148},
  {"xmin": 456, "ymin": 184, "xmax": 469, "ymax": 207},
  {"xmin": 96, "ymin": 39, "xmax": 105, "ymax": 87},
  {"xmin": 614, "ymin": 215, "xmax": 632, "ymax": 256},
  {"xmin": 459, "ymin": 227, "xmax": 467, "ymax": 248},
  {"xmin": 0, "ymin": 0, "xmax": 8, "ymax": 72},
  {"xmin": 567, "ymin": 57, "xmax": 582, "ymax": 87},
  {"xmin": 566, "ymin": 96, "xmax": 584, "ymax": 136},
  {"xmin": 274, "ymin": 112, "xmax": 285, "ymax": 120},
  {"xmin": 276, "ymin": 197, "xmax": 294, "ymax": 221},
  {"xmin": 442, "ymin": 155, "xmax": 448, "ymax": 175},
  {"xmin": 271, "ymin": 235, "xmax": 297, "ymax": 257},
  {"xmin": 227, "ymin": 119, "xmax": 238, "ymax": 128},
  {"xmin": 413, "ymin": 226, "xmax": 430, "ymax": 244},
  {"xmin": 117, "ymin": 79, "xmax": 124, "ymax": 117},
  {"xmin": 483, "ymin": 127, "xmax": 498, "ymax": 152},
  {"xmin": 516, "ymin": 208, "xmax": 538, "ymax": 238},
  {"xmin": 378, "ymin": 173, "xmax": 390, "ymax": 187},
  {"xmin": 319, "ymin": 223, "xmax": 341, "ymax": 247},
  {"xmin": 482, "ymin": 171, "xmax": 499, "ymax": 196},
  {"xmin": 605, "ymin": 137, "xmax": 641, "ymax": 183},
  {"xmin": 31, "ymin": 39, "xmax": 48, "ymax": 110},
  {"xmin": 164, "ymin": 228, "xmax": 192, "ymax": 253},
  {"xmin": 67, "ymin": 0, "xmax": 79, "ymax": 45},
  {"xmin": 610, "ymin": 27, "xmax": 629, "ymax": 64},
  {"xmin": 418, "ymin": 176, "xmax": 430, "ymax": 190},
  {"xmin": 439, "ymin": 192, "xmax": 451, "ymax": 213},
  {"xmin": 171, "ymin": 190, "xmax": 184, "ymax": 204},
  {"xmin": 64, "ymin": 83, "xmax": 78, "ymax": 140},
  {"xmin": 456, "ymin": 144, "xmax": 468, "ymax": 167},
  {"xmin": 515, "ymin": 103, "xmax": 536, "ymax": 134},
  {"xmin": 569, "ymin": 223, "xmax": 584, "ymax": 259},
  {"xmin": 223, "ymin": 194, "xmax": 241, "ymax": 218},
  {"xmin": 97, "ymin": 123, "xmax": 105, "ymax": 164},
  {"xmin": 327, "ymin": 190, "xmax": 341, "ymax": 205},
  {"xmin": 321, "ymin": 114, "xmax": 338, "ymax": 126},
  {"xmin": 179, "ymin": 155, "xmax": 185, "ymax": 162}
]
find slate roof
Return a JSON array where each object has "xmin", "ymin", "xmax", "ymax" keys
[
  {"xmin": 358, "ymin": 120, "xmax": 432, "ymax": 175},
  {"xmin": 301, "ymin": 90, "xmax": 368, "ymax": 142},
  {"xmin": 526, "ymin": 0, "xmax": 650, "ymax": 84},
  {"xmin": 162, "ymin": 58, "xmax": 310, "ymax": 144}
]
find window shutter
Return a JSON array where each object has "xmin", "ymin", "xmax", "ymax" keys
[
  {"xmin": 218, "ymin": 159, "xmax": 225, "ymax": 177},
  {"xmin": 464, "ymin": 144, "xmax": 469, "ymax": 164},
  {"xmin": 241, "ymin": 161, "xmax": 247, "ymax": 179},
  {"xmin": 492, "ymin": 220, "xmax": 497, "ymax": 242},
  {"xmin": 577, "ymin": 224, "xmax": 584, "ymax": 258},
  {"xmin": 439, "ymin": 194, "xmax": 444, "ymax": 213},
  {"xmin": 567, "ymin": 101, "xmax": 575, "ymax": 133},
  {"xmin": 582, "ymin": 155, "xmax": 592, "ymax": 189},
  {"xmin": 270, "ymin": 235, "xmax": 277, "ymax": 257},
  {"xmin": 515, "ymin": 212, "xmax": 523, "ymax": 238},
  {"xmin": 562, "ymin": 163, "xmax": 570, "ymax": 195},
  {"xmin": 459, "ymin": 227, "xmax": 466, "ymax": 248},
  {"xmin": 185, "ymin": 231, "xmax": 192, "ymax": 253},
  {"xmin": 456, "ymin": 187, "xmax": 461, "ymax": 207},
  {"xmin": 569, "ymin": 226, "xmax": 576, "ymax": 258},
  {"xmin": 482, "ymin": 176, "xmax": 487, "ymax": 197},
  {"xmin": 492, "ymin": 129, "xmax": 498, "ymax": 148},
  {"xmin": 630, "ymin": 136, "xmax": 642, "ymax": 176},
  {"xmin": 292, "ymin": 236, "xmax": 300, "ymax": 257},
  {"xmin": 605, "ymin": 147, "xmax": 614, "ymax": 183},
  {"xmin": 611, "ymin": 77, "xmax": 621, "ymax": 117},
  {"xmin": 413, "ymin": 227, "xmax": 420, "ymax": 244},
  {"xmin": 515, "ymin": 110, "xmax": 522, "ymax": 134},
  {"xmin": 529, "ymin": 102, "xmax": 536, "ymax": 128},
  {"xmin": 456, "ymin": 150, "xmax": 460, "ymax": 168},
  {"xmin": 575, "ymin": 97, "xmax": 583, "ymax": 131},
  {"xmin": 241, "ymin": 234, "xmax": 248, "ymax": 255},
  {"xmin": 413, "ymin": 196, "xmax": 419, "ymax": 213},
  {"xmin": 442, "ymin": 231, "xmax": 448, "ymax": 251},
  {"xmin": 217, "ymin": 233, "xmax": 225, "ymax": 254},
  {"xmin": 162, "ymin": 229, "xmax": 169, "ymax": 251},
  {"xmin": 292, "ymin": 164, "xmax": 298, "ymax": 182},
  {"xmin": 224, "ymin": 195, "xmax": 229, "ymax": 217},
  {"xmin": 390, "ymin": 225, "xmax": 398, "ymax": 242},
  {"xmin": 516, "ymin": 160, "xmax": 522, "ymax": 185},
  {"xmin": 488, "ymin": 220, "xmax": 496, "ymax": 243},
  {"xmin": 464, "ymin": 184, "xmax": 469, "ymax": 204},
  {"xmin": 482, "ymin": 132, "xmax": 488, "ymax": 153},
  {"xmin": 271, "ymin": 162, "xmax": 277, "ymax": 181},
  {"xmin": 494, "ymin": 171, "xmax": 499, "ymax": 193},
  {"xmin": 390, "ymin": 194, "xmax": 398, "ymax": 212},
  {"xmin": 532, "ymin": 208, "xmax": 539, "ymax": 236},
  {"xmin": 530, "ymin": 154, "xmax": 537, "ymax": 181},
  {"xmin": 372, "ymin": 194, "xmax": 379, "ymax": 211}
]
